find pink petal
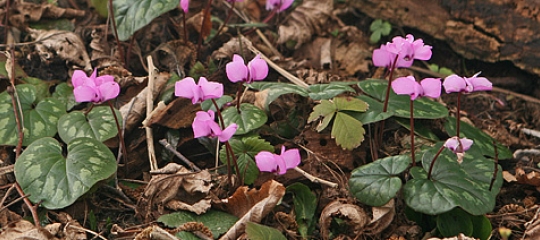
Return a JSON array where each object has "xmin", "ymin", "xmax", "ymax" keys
[
  {"xmin": 280, "ymin": 146, "xmax": 301, "ymax": 170},
  {"xmin": 372, "ymin": 48, "xmax": 394, "ymax": 68},
  {"xmin": 199, "ymin": 77, "xmax": 224, "ymax": 100},
  {"xmin": 180, "ymin": 0, "xmax": 189, "ymax": 13},
  {"xmin": 94, "ymin": 75, "xmax": 115, "ymax": 85},
  {"xmin": 192, "ymin": 111, "xmax": 213, "ymax": 138},
  {"xmin": 248, "ymin": 55, "xmax": 268, "ymax": 81},
  {"xmin": 255, "ymin": 151, "xmax": 279, "ymax": 173},
  {"xmin": 218, "ymin": 123, "xmax": 237, "ymax": 142},
  {"xmin": 72, "ymin": 70, "xmax": 90, "ymax": 88},
  {"xmin": 73, "ymin": 85, "xmax": 99, "ymax": 103},
  {"xmin": 420, "ymin": 78, "xmax": 441, "ymax": 99},
  {"xmin": 98, "ymin": 81, "xmax": 120, "ymax": 102},
  {"xmin": 412, "ymin": 40, "xmax": 432, "ymax": 60},
  {"xmin": 468, "ymin": 76, "xmax": 492, "ymax": 92},
  {"xmin": 274, "ymin": 155, "xmax": 288, "ymax": 175},
  {"xmin": 443, "ymin": 74, "xmax": 467, "ymax": 93},
  {"xmin": 461, "ymin": 138, "xmax": 474, "ymax": 151},
  {"xmin": 175, "ymin": 77, "xmax": 199, "ymax": 104},
  {"xmin": 278, "ymin": 0, "xmax": 294, "ymax": 12},
  {"xmin": 391, "ymin": 76, "xmax": 419, "ymax": 100},
  {"xmin": 226, "ymin": 55, "xmax": 248, "ymax": 83},
  {"xmin": 443, "ymin": 137, "xmax": 460, "ymax": 153}
]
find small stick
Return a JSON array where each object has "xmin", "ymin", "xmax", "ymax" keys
[
  {"xmin": 293, "ymin": 167, "xmax": 338, "ymax": 188},
  {"xmin": 159, "ymin": 139, "xmax": 201, "ymax": 172},
  {"xmin": 145, "ymin": 56, "xmax": 158, "ymax": 171}
]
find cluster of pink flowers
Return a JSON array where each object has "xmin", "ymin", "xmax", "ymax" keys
[
  {"xmin": 72, "ymin": 69, "xmax": 120, "ymax": 104},
  {"xmin": 372, "ymin": 34, "xmax": 432, "ymax": 68},
  {"xmin": 174, "ymin": 54, "xmax": 300, "ymax": 175}
]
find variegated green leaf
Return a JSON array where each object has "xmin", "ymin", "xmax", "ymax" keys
[
  {"xmin": 57, "ymin": 106, "xmax": 121, "ymax": 144},
  {"xmin": 222, "ymin": 103, "xmax": 267, "ymax": 135}
]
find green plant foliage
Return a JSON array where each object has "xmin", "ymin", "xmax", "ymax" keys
[
  {"xmin": 201, "ymin": 95, "xmax": 233, "ymax": 112},
  {"xmin": 403, "ymin": 144, "xmax": 502, "ymax": 215},
  {"xmin": 444, "ymin": 117, "xmax": 512, "ymax": 159},
  {"xmin": 356, "ymin": 79, "xmax": 448, "ymax": 121},
  {"xmin": 0, "ymin": 53, "xmax": 27, "ymax": 79},
  {"xmin": 245, "ymin": 222, "xmax": 287, "ymax": 240},
  {"xmin": 57, "ymin": 106, "xmax": 121, "ymax": 144},
  {"xmin": 436, "ymin": 208, "xmax": 474, "ymax": 237},
  {"xmin": 0, "ymin": 85, "xmax": 66, "ymax": 146},
  {"xmin": 471, "ymin": 214, "xmax": 493, "ymax": 240},
  {"xmin": 394, "ymin": 118, "xmax": 440, "ymax": 142},
  {"xmin": 349, "ymin": 155, "xmax": 410, "ymax": 206},
  {"xmin": 369, "ymin": 19, "xmax": 392, "ymax": 44},
  {"xmin": 14, "ymin": 137, "xmax": 117, "ymax": 209},
  {"xmin": 219, "ymin": 137, "xmax": 274, "ymax": 185},
  {"xmin": 52, "ymin": 83, "xmax": 77, "ymax": 111},
  {"xmin": 248, "ymin": 82, "xmax": 309, "ymax": 110},
  {"xmin": 307, "ymin": 84, "xmax": 356, "ymax": 100},
  {"xmin": 287, "ymin": 183, "xmax": 317, "ymax": 239},
  {"xmin": 221, "ymin": 103, "xmax": 268, "ymax": 135},
  {"xmin": 158, "ymin": 210, "xmax": 238, "ymax": 239},
  {"xmin": 113, "ymin": 0, "xmax": 179, "ymax": 41},
  {"xmin": 22, "ymin": 77, "xmax": 50, "ymax": 102},
  {"xmin": 308, "ymin": 97, "xmax": 368, "ymax": 150},
  {"xmin": 428, "ymin": 64, "xmax": 454, "ymax": 77}
]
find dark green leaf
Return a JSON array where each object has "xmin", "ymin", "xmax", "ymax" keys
[
  {"xmin": 245, "ymin": 222, "xmax": 287, "ymax": 240},
  {"xmin": 52, "ymin": 83, "xmax": 77, "ymax": 111},
  {"xmin": 15, "ymin": 137, "xmax": 117, "ymax": 209},
  {"xmin": 248, "ymin": 82, "xmax": 309, "ymax": 110},
  {"xmin": 158, "ymin": 210, "xmax": 238, "ymax": 238},
  {"xmin": 307, "ymin": 84, "xmax": 356, "ymax": 100},
  {"xmin": 222, "ymin": 103, "xmax": 267, "ymax": 135},
  {"xmin": 57, "ymin": 106, "xmax": 121, "ymax": 144},
  {"xmin": 471, "ymin": 214, "xmax": 492, "ymax": 240},
  {"xmin": 219, "ymin": 137, "xmax": 274, "ymax": 185},
  {"xmin": 349, "ymin": 155, "xmax": 410, "ymax": 206},
  {"xmin": 436, "ymin": 208, "xmax": 474, "ymax": 237},
  {"xmin": 113, "ymin": 0, "xmax": 179, "ymax": 41},
  {"xmin": 287, "ymin": 183, "xmax": 317, "ymax": 239}
]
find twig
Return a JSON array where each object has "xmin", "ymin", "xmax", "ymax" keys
[
  {"xmin": 145, "ymin": 56, "xmax": 158, "ymax": 171},
  {"xmin": 65, "ymin": 222, "xmax": 108, "ymax": 240},
  {"xmin": 521, "ymin": 128, "xmax": 540, "ymax": 139},
  {"xmin": 159, "ymin": 139, "xmax": 201, "ymax": 172},
  {"xmin": 293, "ymin": 167, "xmax": 338, "ymax": 188}
]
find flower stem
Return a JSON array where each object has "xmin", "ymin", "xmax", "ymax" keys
[
  {"xmin": 243, "ymin": 8, "xmax": 277, "ymax": 36},
  {"xmin": 108, "ymin": 102, "xmax": 128, "ymax": 167},
  {"xmin": 427, "ymin": 145, "xmax": 445, "ymax": 180},
  {"xmin": 213, "ymin": 0, "xmax": 236, "ymax": 39},
  {"xmin": 375, "ymin": 54, "xmax": 400, "ymax": 157},
  {"xmin": 211, "ymin": 99, "xmax": 241, "ymax": 184},
  {"xmin": 456, "ymin": 92, "xmax": 461, "ymax": 137},
  {"xmin": 410, "ymin": 99, "xmax": 416, "ymax": 166}
]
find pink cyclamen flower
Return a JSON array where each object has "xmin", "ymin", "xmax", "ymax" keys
[
  {"xmin": 175, "ymin": 77, "xmax": 223, "ymax": 104},
  {"xmin": 193, "ymin": 110, "xmax": 237, "ymax": 142},
  {"xmin": 72, "ymin": 69, "xmax": 120, "ymax": 104},
  {"xmin": 226, "ymin": 54, "xmax": 269, "ymax": 83},
  {"xmin": 266, "ymin": 0, "xmax": 294, "ymax": 12},
  {"xmin": 442, "ymin": 73, "xmax": 492, "ymax": 93},
  {"xmin": 444, "ymin": 136, "xmax": 473, "ymax": 154},
  {"xmin": 179, "ymin": 0, "xmax": 189, "ymax": 13},
  {"xmin": 255, "ymin": 146, "xmax": 301, "ymax": 175},
  {"xmin": 372, "ymin": 34, "xmax": 432, "ymax": 68},
  {"xmin": 391, "ymin": 76, "xmax": 441, "ymax": 100}
]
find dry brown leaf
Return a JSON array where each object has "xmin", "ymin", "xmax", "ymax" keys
[
  {"xmin": 514, "ymin": 167, "xmax": 540, "ymax": 187},
  {"xmin": 212, "ymin": 37, "xmax": 255, "ymax": 60},
  {"xmin": 7, "ymin": 2, "xmax": 84, "ymax": 28},
  {"xmin": 502, "ymin": 170, "xmax": 518, "ymax": 182},
  {"xmin": 277, "ymin": 0, "xmax": 333, "ymax": 49},
  {"xmin": 426, "ymin": 233, "xmax": 478, "ymax": 240},
  {"xmin": 119, "ymin": 71, "xmax": 169, "ymax": 131},
  {"xmin": 524, "ymin": 208, "xmax": 540, "ymax": 240},
  {"xmin": 0, "ymin": 220, "xmax": 59, "ymax": 240},
  {"xmin": 136, "ymin": 163, "xmax": 212, "ymax": 221},
  {"xmin": 145, "ymin": 98, "xmax": 200, "ymax": 129},
  {"xmin": 150, "ymin": 40, "xmax": 196, "ymax": 73},
  {"xmin": 365, "ymin": 199, "xmax": 395, "ymax": 235},
  {"xmin": 28, "ymin": 28, "xmax": 92, "ymax": 72},
  {"xmin": 319, "ymin": 199, "xmax": 369, "ymax": 240},
  {"xmin": 219, "ymin": 180, "xmax": 286, "ymax": 240}
]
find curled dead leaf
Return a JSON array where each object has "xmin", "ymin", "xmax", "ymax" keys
[
  {"xmin": 319, "ymin": 199, "xmax": 369, "ymax": 240},
  {"xmin": 219, "ymin": 180, "xmax": 286, "ymax": 240},
  {"xmin": 136, "ymin": 163, "xmax": 212, "ymax": 221},
  {"xmin": 514, "ymin": 167, "xmax": 540, "ymax": 187},
  {"xmin": 365, "ymin": 199, "xmax": 395, "ymax": 235}
]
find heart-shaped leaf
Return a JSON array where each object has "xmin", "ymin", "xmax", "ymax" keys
[
  {"xmin": 403, "ymin": 144, "xmax": 502, "ymax": 215},
  {"xmin": 349, "ymin": 155, "xmax": 410, "ymax": 206},
  {"xmin": 0, "ymin": 85, "xmax": 66, "ymax": 146},
  {"xmin": 222, "ymin": 103, "xmax": 268, "ymax": 135},
  {"xmin": 52, "ymin": 83, "xmax": 77, "ymax": 111},
  {"xmin": 308, "ymin": 84, "xmax": 356, "ymax": 100},
  {"xmin": 113, "ymin": 0, "xmax": 180, "ymax": 41},
  {"xmin": 444, "ymin": 117, "xmax": 512, "ymax": 159},
  {"xmin": 57, "ymin": 106, "xmax": 121, "ymax": 144},
  {"xmin": 219, "ymin": 137, "xmax": 274, "ymax": 184},
  {"xmin": 15, "ymin": 137, "xmax": 117, "ymax": 209}
]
